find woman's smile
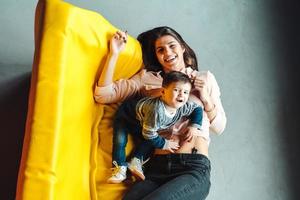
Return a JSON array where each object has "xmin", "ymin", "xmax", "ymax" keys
[{"xmin": 155, "ymin": 35, "xmax": 186, "ymax": 72}]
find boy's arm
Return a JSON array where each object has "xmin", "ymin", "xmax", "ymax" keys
[
  {"xmin": 188, "ymin": 106, "xmax": 203, "ymax": 129},
  {"xmin": 141, "ymin": 104, "xmax": 179, "ymax": 151},
  {"xmin": 183, "ymin": 104, "xmax": 203, "ymax": 142},
  {"xmin": 181, "ymin": 101, "xmax": 203, "ymax": 129},
  {"xmin": 142, "ymin": 128, "xmax": 179, "ymax": 152},
  {"xmin": 142, "ymin": 128, "xmax": 165, "ymax": 149}
]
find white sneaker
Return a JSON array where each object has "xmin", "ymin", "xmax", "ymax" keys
[
  {"xmin": 107, "ymin": 161, "xmax": 127, "ymax": 184},
  {"xmin": 128, "ymin": 157, "xmax": 145, "ymax": 180}
]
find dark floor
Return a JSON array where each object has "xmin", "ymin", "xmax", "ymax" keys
[{"xmin": 0, "ymin": 72, "xmax": 31, "ymax": 199}]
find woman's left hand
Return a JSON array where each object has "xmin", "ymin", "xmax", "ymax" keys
[
  {"xmin": 193, "ymin": 74, "xmax": 216, "ymax": 121},
  {"xmin": 193, "ymin": 75, "xmax": 210, "ymax": 104}
]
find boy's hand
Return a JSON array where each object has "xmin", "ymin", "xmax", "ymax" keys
[
  {"xmin": 109, "ymin": 30, "xmax": 128, "ymax": 55},
  {"xmin": 163, "ymin": 140, "xmax": 180, "ymax": 153}
]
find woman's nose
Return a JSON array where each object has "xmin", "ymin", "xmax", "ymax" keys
[{"xmin": 164, "ymin": 47, "xmax": 172, "ymax": 55}]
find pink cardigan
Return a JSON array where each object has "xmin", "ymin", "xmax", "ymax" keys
[{"xmin": 94, "ymin": 67, "xmax": 226, "ymax": 139}]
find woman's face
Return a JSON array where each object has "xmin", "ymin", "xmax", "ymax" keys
[{"xmin": 155, "ymin": 35, "xmax": 186, "ymax": 73}]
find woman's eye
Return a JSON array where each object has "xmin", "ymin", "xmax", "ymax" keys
[{"xmin": 156, "ymin": 48, "xmax": 163, "ymax": 53}]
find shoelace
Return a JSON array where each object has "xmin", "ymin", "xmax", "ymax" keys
[
  {"xmin": 131, "ymin": 157, "xmax": 149, "ymax": 167},
  {"xmin": 142, "ymin": 157, "xmax": 150, "ymax": 165},
  {"xmin": 130, "ymin": 158, "xmax": 148, "ymax": 172},
  {"xmin": 111, "ymin": 161, "xmax": 121, "ymax": 176}
]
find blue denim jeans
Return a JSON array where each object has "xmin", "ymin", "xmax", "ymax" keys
[
  {"xmin": 123, "ymin": 153, "xmax": 211, "ymax": 200},
  {"xmin": 112, "ymin": 98, "xmax": 154, "ymax": 166}
]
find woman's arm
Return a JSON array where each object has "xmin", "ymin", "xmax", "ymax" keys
[
  {"xmin": 97, "ymin": 31, "xmax": 127, "ymax": 87},
  {"xmin": 94, "ymin": 31, "xmax": 144, "ymax": 103},
  {"xmin": 194, "ymin": 71, "xmax": 227, "ymax": 135},
  {"xmin": 207, "ymin": 71, "xmax": 227, "ymax": 134},
  {"xmin": 94, "ymin": 75, "xmax": 143, "ymax": 103}
]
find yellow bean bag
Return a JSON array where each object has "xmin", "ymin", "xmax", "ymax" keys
[{"xmin": 16, "ymin": 0, "xmax": 142, "ymax": 199}]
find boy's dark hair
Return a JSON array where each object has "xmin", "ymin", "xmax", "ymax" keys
[
  {"xmin": 162, "ymin": 71, "xmax": 192, "ymax": 88},
  {"xmin": 137, "ymin": 26, "xmax": 198, "ymax": 74}
]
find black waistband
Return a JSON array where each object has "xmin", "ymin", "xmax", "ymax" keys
[{"xmin": 152, "ymin": 153, "xmax": 210, "ymax": 165}]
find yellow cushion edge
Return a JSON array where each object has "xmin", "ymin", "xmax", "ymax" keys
[{"xmin": 16, "ymin": 1, "xmax": 142, "ymax": 200}]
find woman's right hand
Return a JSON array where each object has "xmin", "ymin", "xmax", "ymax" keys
[
  {"xmin": 109, "ymin": 31, "xmax": 128, "ymax": 55},
  {"xmin": 96, "ymin": 31, "xmax": 128, "ymax": 88}
]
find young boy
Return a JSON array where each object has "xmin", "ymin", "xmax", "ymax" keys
[{"xmin": 107, "ymin": 71, "xmax": 203, "ymax": 183}]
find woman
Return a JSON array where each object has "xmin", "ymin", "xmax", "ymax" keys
[{"xmin": 94, "ymin": 26, "xmax": 226, "ymax": 200}]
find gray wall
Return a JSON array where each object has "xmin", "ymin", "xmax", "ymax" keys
[
  {"xmin": 1, "ymin": 0, "xmax": 299, "ymax": 199},
  {"xmin": 0, "ymin": 0, "xmax": 35, "ymax": 199}
]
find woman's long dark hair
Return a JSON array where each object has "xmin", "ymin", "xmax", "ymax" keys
[{"xmin": 137, "ymin": 26, "xmax": 198, "ymax": 73}]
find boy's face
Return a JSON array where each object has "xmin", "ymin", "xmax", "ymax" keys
[{"xmin": 162, "ymin": 81, "xmax": 191, "ymax": 109}]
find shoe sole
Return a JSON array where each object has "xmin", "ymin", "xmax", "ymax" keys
[
  {"xmin": 128, "ymin": 167, "xmax": 145, "ymax": 180},
  {"xmin": 107, "ymin": 179, "xmax": 124, "ymax": 184}
]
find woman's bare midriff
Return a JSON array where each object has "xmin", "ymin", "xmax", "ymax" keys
[{"xmin": 154, "ymin": 135, "xmax": 209, "ymax": 157}]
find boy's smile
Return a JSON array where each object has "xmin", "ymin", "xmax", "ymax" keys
[{"xmin": 161, "ymin": 81, "xmax": 191, "ymax": 111}]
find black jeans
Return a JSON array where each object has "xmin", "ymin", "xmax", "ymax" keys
[{"xmin": 123, "ymin": 153, "xmax": 211, "ymax": 200}]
